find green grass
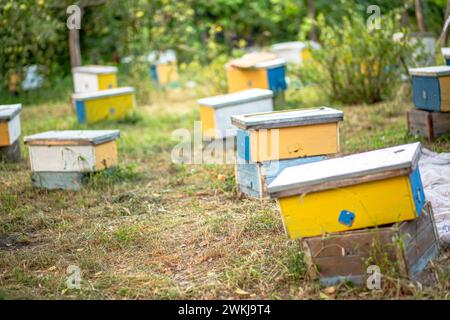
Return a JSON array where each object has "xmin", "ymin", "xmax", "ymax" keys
[{"xmin": 0, "ymin": 79, "xmax": 449, "ymax": 300}]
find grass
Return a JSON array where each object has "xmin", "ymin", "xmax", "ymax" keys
[{"xmin": 0, "ymin": 79, "xmax": 449, "ymax": 300}]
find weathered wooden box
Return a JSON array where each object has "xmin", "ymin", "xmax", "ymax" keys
[
  {"xmin": 226, "ymin": 58, "xmax": 287, "ymax": 94},
  {"xmin": 198, "ymin": 89, "xmax": 273, "ymax": 139},
  {"xmin": 0, "ymin": 104, "xmax": 22, "ymax": 162},
  {"xmin": 72, "ymin": 65, "xmax": 118, "ymax": 93},
  {"xmin": 72, "ymin": 87, "xmax": 135, "ymax": 124},
  {"xmin": 24, "ymin": 130, "xmax": 120, "ymax": 190},
  {"xmin": 301, "ymin": 202, "xmax": 440, "ymax": 286},
  {"xmin": 232, "ymin": 107, "xmax": 343, "ymax": 162},
  {"xmin": 407, "ymin": 108, "xmax": 450, "ymax": 141},
  {"xmin": 268, "ymin": 142, "xmax": 426, "ymax": 239},
  {"xmin": 236, "ymin": 156, "xmax": 326, "ymax": 199},
  {"xmin": 270, "ymin": 41, "xmax": 319, "ymax": 65},
  {"xmin": 410, "ymin": 66, "xmax": 450, "ymax": 112},
  {"xmin": 441, "ymin": 47, "xmax": 450, "ymax": 66}
]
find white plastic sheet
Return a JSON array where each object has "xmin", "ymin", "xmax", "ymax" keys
[{"xmin": 419, "ymin": 148, "xmax": 450, "ymax": 246}]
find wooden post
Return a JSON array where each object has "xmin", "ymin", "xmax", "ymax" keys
[
  {"xmin": 307, "ymin": 0, "xmax": 317, "ymax": 42},
  {"xmin": 443, "ymin": 0, "xmax": 450, "ymax": 46},
  {"xmin": 69, "ymin": 28, "xmax": 82, "ymax": 68},
  {"xmin": 415, "ymin": 0, "xmax": 426, "ymax": 33}
]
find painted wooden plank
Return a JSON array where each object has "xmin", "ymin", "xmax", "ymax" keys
[
  {"xmin": 24, "ymin": 130, "xmax": 120, "ymax": 146},
  {"xmin": 197, "ymin": 89, "xmax": 273, "ymax": 109},
  {"xmin": 31, "ymin": 172, "xmax": 85, "ymax": 190},
  {"xmin": 439, "ymin": 76, "xmax": 450, "ymax": 112},
  {"xmin": 301, "ymin": 202, "xmax": 439, "ymax": 286},
  {"xmin": 411, "ymin": 76, "xmax": 441, "ymax": 112},
  {"xmin": 268, "ymin": 142, "xmax": 421, "ymax": 196},
  {"xmin": 267, "ymin": 66, "xmax": 287, "ymax": 93},
  {"xmin": 231, "ymin": 107, "xmax": 343, "ymax": 130},
  {"xmin": 409, "ymin": 66, "xmax": 450, "ymax": 76},
  {"xmin": 0, "ymin": 139, "xmax": 21, "ymax": 162},
  {"xmin": 72, "ymin": 65, "xmax": 118, "ymax": 74},
  {"xmin": 72, "ymin": 87, "xmax": 134, "ymax": 101},
  {"xmin": 0, "ymin": 104, "xmax": 21, "ymax": 121},
  {"xmin": 73, "ymin": 72, "xmax": 99, "ymax": 93},
  {"xmin": 226, "ymin": 67, "xmax": 268, "ymax": 93}
]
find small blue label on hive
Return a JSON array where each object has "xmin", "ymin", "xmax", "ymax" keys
[{"xmin": 338, "ymin": 210, "xmax": 355, "ymax": 227}]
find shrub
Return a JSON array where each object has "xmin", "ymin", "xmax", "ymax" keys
[{"xmin": 311, "ymin": 10, "xmax": 417, "ymax": 105}]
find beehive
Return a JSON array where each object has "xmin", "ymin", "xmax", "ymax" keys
[
  {"xmin": 72, "ymin": 87, "xmax": 135, "ymax": 124},
  {"xmin": 232, "ymin": 107, "xmax": 343, "ymax": 162},
  {"xmin": 267, "ymin": 142, "xmax": 426, "ymax": 239},
  {"xmin": 441, "ymin": 47, "xmax": 450, "ymax": 66},
  {"xmin": 407, "ymin": 108, "xmax": 450, "ymax": 141},
  {"xmin": 198, "ymin": 89, "xmax": 273, "ymax": 139},
  {"xmin": 0, "ymin": 104, "xmax": 22, "ymax": 162},
  {"xmin": 226, "ymin": 58, "xmax": 287, "ymax": 94},
  {"xmin": 24, "ymin": 130, "xmax": 120, "ymax": 190},
  {"xmin": 236, "ymin": 156, "xmax": 326, "ymax": 199},
  {"xmin": 302, "ymin": 202, "xmax": 440, "ymax": 286},
  {"xmin": 72, "ymin": 65, "xmax": 118, "ymax": 93},
  {"xmin": 148, "ymin": 50, "xmax": 179, "ymax": 87},
  {"xmin": 409, "ymin": 66, "xmax": 450, "ymax": 112},
  {"xmin": 270, "ymin": 41, "xmax": 320, "ymax": 65}
]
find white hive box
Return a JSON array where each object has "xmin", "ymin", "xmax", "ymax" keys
[
  {"xmin": 72, "ymin": 65, "xmax": 118, "ymax": 93},
  {"xmin": 0, "ymin": 104, "xmax": 22, "ymax": 162}
]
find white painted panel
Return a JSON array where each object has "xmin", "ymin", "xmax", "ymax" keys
[
  {"xmin": 73, "ymin": 73, "xmax": 99, "ymax": 93},
  {"xmin": 7, "ymin": 114, "xmax": 21, "ymax": 144},
  {"xmin": 29, "ymin": 145, "xmax": 96, "ymax": 172},
  {"xmin": 215, "ymin": 98, "xmax": 273, "ymax": 138}
]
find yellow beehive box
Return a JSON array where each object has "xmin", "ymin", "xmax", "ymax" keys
[
  {"xmin": 72, "ymin": 87, "xmax": 135, "ymax": 124},
  {"xmin": 0, "ymin": 104, "xmax": 22, "ymax": 162},
  {"xmin": 148, "ymin": 50, "xmax": 179, "ymax": 87},
  {"xmin": 197, "ymin": 89, "xmax": 273, "ymax": 139},
  {"xmin": 232, "ymin": 107, "xmax": 343, "ymax": 162},
  {"xmin": 267, "ymin": 142, "xmax": 426, "ymax": 239},
  {"xmin": 72, "ymin": 65, "xmax": 118, "ymax": 93}
]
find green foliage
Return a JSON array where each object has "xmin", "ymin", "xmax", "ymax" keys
[{"xmin": 311, "ymin": 10, "xmax": 417, "ymax": 104}]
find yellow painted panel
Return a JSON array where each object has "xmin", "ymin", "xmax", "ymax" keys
[
  {"xmin": 85, "ymin": 93, "xmax": 134, "ymax": 124},
  {"xmin": 157, "ymin": 63, "xmax": 179, "ymax": 85},
  {"xmin": 199, "ymin": 106, "xmax": 216, "ymax": 139},
  {"xmin": 301, "ymin": 49, "xmax": 312, "ymax": 62},
  {"xmin": 249, "ymin": 122, "xmax": 339, "ymax": 162},
  {"xmin": 226, "ymin": 67, "xmax": 268, "ymax": 93},
  {"xmin": 0, "ymin": 121, "xmax": 10, "ymax": 146},
  {"xmin": 94, "ymin": 141, "xmax": 118, "ymax": 170},
  {"xmin": 278, "ymin": 175, "xmax": 417, "ymax": 239},
  {"xmin": 439, "ymin": 76, "xmax": 450, "ymax": 112},
  {"xmin": 98, "ymin": 73, "xmax": 118, "ymax": 91}
]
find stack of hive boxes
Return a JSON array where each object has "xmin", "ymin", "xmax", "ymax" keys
[
  {"xmin": 24, "ymin": 130, "xmax": 120, "ymax": 190},
  {"xmin": 231, "ymin": 107, "xmax": 343, "ymax": 198},
  {"xmin": 71, "ymin": 65, "xmax": 135, "ymax": 124},
  {"xmin": 267, "ymin": 142, "xmax": 440, "ymax": 285},
  {"xmin": 0, "ymin": 104, "xmax": 22, "ymax": 162},
  {"xmin": 407, "ymin": 66, "xmax": 450, "ymax": 140}
]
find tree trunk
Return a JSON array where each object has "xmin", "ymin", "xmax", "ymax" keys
[
  {"xmin": 415, "ymin": 0, "xmax": 426, "ymax": 32},
  {"xmin": 443, "ymin": 0, "xmax": 450, "ymax": 46},
  {"xmin": 307, "ymin": 0, "xmax": 317, "ymax": 41},
  {"xmin": 69, "ymin": 28, "xmax": 82, "ymax": 68}
]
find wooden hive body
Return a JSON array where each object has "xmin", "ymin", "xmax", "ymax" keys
[
  {"xmin": 236, "ymin": 156, "xmax": 326, "ymax": 199},
  {"xmin": 407, "ymin": 108, "xmax": 450, "ymax": 141},
  {"xmin": 25, "ymin": 130, "xmax": 120, "ymax": 190},
  {"xmin": 72, "ymin": 65, "xmax": 118, "ymax": 93},
  {"xmin": 226, "ymin": 58, "xmax": 287, "ymax": 94},
  {"xmin": 301, "ymin": 202, "xmax": 440, "ymax": 286},
  {"xmin": 0, "ymin": 104, "xmax": 22, "ymax": 162},
  {"xmin": 198, "ymin": 89, "xmax": 273, "ymax": 139},
  {"xmin": 410, "ymin": 66, "xmax": 450, "ymax": 112},
  {"xmin": 268, "ymin": 143, "xmax": 426, "ymax": 239},
  {"xmin": 72, "ymin": 87, "xmax": 135, "ymax": 124},
  {"xmin": 233, "ymin": 107, "xmax": 343, "ymax": 162}
]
